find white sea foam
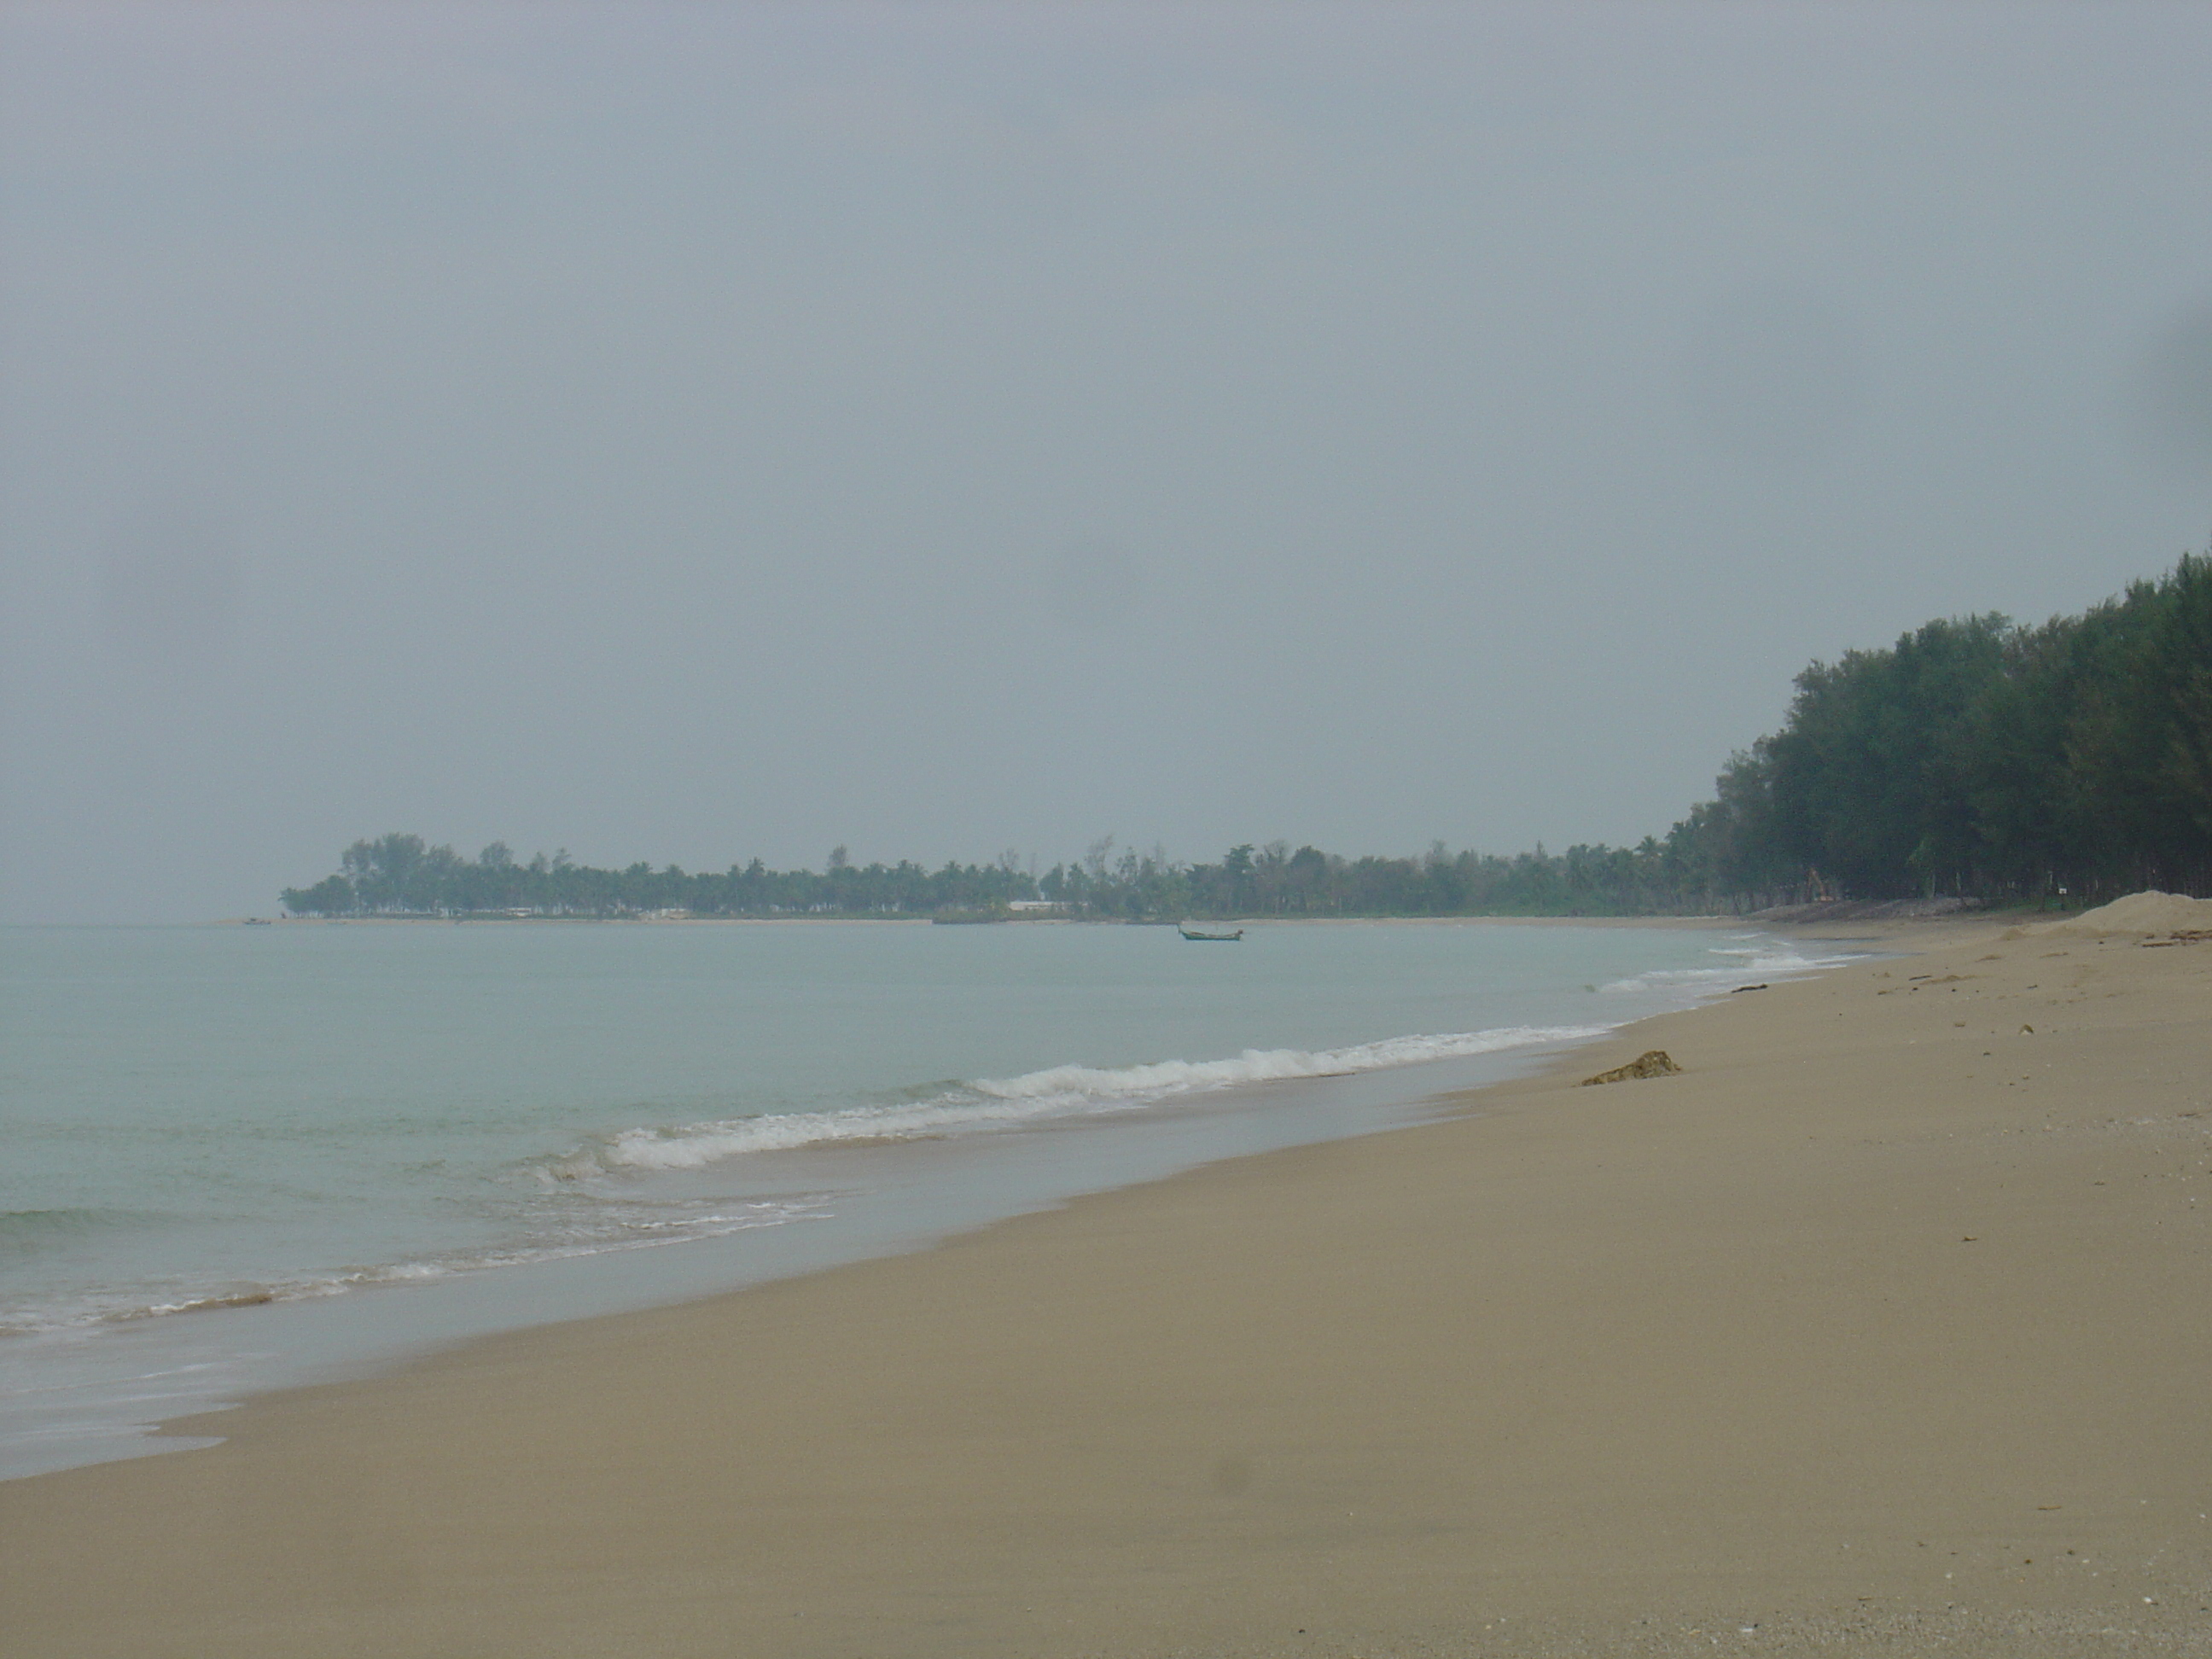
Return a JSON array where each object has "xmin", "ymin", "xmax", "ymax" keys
[
  {"xmin": 0, "ymin": 1199, "xmax": 830, "ymax": 1337},
  {"xmin": 562, "ymin": 1024, "xmax": 1610, "ymax": 1177},
  {"xmin": 1598, "ymin": 937, "xmax": 1854, "ymax": 995}
]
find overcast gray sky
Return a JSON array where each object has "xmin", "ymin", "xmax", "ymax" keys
[{"xmin": 3, "ymin": 2, "xmax": 2209, "ymax": 922}]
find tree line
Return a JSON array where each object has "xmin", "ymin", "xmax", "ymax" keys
[
  {"xmin": 281, "ymin": 553, "xmax": 2209, "ymax": 920},
  {"xmin": 281, "ymin": 840, "xmax": 1040, "ymax": 921},
  {"xmin": 280, "ymin": 830, "xmax": 1728, "ymax": 922},
  {"xmin": 1674, "ymin": 550, "xmax": 2210, "ymax": 904}
]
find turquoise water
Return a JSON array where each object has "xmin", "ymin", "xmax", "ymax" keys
[{"xmin": 1, "ymin": 919, "xmax": 1837, "ymax": 1477}]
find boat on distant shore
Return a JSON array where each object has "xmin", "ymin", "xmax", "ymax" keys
[{"xmin": 1178, "ymin": 924, "xmax": 1244, "ymax": 942}]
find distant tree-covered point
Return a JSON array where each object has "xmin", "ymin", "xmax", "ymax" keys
[
  {"xmin": 277, "ymin": 832, "xmax": 1703, "ymax": 922},
  {"xmin": 282, "ymin": 553, "xmax": 2209, "ymax": 920},
  {"xmin": 282, "ymin": 839, "xmax": 1047, "ymax": 922}
]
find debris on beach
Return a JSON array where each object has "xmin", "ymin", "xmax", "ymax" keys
[{"xmin": 1581, "ymin": 1050, "xmax": 1682, "ymax": 1086}]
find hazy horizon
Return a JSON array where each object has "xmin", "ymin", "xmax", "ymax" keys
[{"xmin": 4, "ymin": 3, "xmax": 2209, "ymax": 923}]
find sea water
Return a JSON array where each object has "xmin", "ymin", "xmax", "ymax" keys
[{"xmin": 0, "ymin": 918, "xmax": 1843, "ymax": 1479}]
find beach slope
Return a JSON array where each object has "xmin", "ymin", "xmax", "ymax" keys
[{"xmin": 4, "ymin": 909, "xmax": 2209, "ymax": 1656}]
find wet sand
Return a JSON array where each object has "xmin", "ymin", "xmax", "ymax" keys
[{"xmin": 4, "ymin": 910, "xmax": 2209, "ymax": 1656}]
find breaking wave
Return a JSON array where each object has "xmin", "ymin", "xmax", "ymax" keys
[
  {"xmin": 1598, "ymin": 936, "xmax": 1855, "ymax": 995},
  {"xmin": 553, "ymin": 1024, "xmax": 1610, "ymax": 1178},
  {"xmin": 0, "ymin": 1197, "xmax": 830, "ymax": 1337}
]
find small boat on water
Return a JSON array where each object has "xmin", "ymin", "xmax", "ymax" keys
[{"xmin": 1178, "ymin": 923, "xmax": 1244, "ymax": 941}]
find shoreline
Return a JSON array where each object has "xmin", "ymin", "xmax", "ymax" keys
[
  {"xmin": 4, "ymin": 911, "xmax": 2207, "ymax": 1654},
  {"xmin": 213, "ymin": 913, "xmax": 1744, "ymax": 926},
  {"xmin": 2, "ymin": 918, "xmax": 1792, "ymax": 1485},
  {"xmin": 204, "ymin": 910, "xmax": 1996, "ymax": 928}
]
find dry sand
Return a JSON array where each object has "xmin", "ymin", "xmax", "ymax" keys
[{"xmin": 4, "ymin": 905, "xmax": 2209, "ymax": 1656}]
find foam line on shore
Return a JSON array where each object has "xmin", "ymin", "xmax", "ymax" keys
[
  {"xmin": 556, "ymin": 1023, "xmax": 1611, "ymax": 1175},
  {"xmin": 2, "ymin": 1198, "xmax": 832, "ymax": 1338},
  {"xmin": 1597, "ymin": 934, "xmax": 1853, "ymax": 993}
]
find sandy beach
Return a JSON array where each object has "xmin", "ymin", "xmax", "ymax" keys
[{"xmin": 4, "ymin": 904, "xmax": 2209, "ymax": 1656}]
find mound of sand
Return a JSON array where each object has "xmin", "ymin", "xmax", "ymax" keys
[{"xmin": 2031, "ymin": 888, "xmax": 2212, "ymax": 938}]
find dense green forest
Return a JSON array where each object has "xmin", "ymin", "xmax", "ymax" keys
[
  {"xmin": 281, "ymin": 554, "xmax": 2209, "ymax": 920},
  {"xmin": 1679, "ymin": 550, "xmax": 2210, "ymax": 905}
]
